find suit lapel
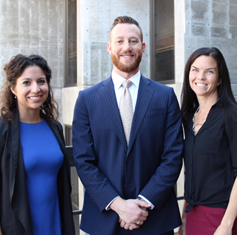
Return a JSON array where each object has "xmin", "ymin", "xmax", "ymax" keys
[
  {"xmin": 128, "ymin": 76, "xmax": 154, "ymax": 154},
  {"xmin": 99, "ymin": 77, "xmax": 127, "ymax": 150}
]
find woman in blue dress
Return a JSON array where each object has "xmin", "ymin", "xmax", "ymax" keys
[{"xmin": 0, "ymin": 54, "xmax": 75, "ymax": 234}]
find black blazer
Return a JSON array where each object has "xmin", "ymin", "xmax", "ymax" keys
[{"xmin": 0, "ymin": 109, "xmax": 75, "ymax": 235}]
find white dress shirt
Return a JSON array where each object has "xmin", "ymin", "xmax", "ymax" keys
[{"xmin": 112, "ymin": 69, "xmax": 140, "ymax": 112}]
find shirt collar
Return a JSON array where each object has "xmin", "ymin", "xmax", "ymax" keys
[{"xmin": 112, "ymin": 69, "xmax": 141, "ymax": 90}]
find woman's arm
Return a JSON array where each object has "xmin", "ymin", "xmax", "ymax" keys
[
  {"xmin": 178, "ymin": 200, "xmax": 186, "ymax": 235},
  {"xmin": 214, "ymin": 177, "xmax": 237, "ymax": 235}
]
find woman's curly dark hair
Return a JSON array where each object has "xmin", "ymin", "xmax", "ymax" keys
[{"xmin": 0, "ymin": 54, "xmax": 59, "ymax": 121}]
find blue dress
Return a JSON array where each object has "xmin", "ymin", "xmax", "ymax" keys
[{"xmin": 20, "ymin": 120, "xmax": 64, "ymax": 235}]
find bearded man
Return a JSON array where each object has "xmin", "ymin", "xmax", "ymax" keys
[{"xmin": 72, "ymin": 15, "xmax": 183, "ymax": 235}]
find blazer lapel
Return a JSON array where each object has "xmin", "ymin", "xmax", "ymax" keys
[
  {"xmin": 128, "ymin": 76, "xmax": 154, "ymax": 154},
  {"xmin": 10, "ymin": 109, "xmax": 20, "ymax": 199},
  {"xmin": 99, "ymin": 77, "xmax": 127, "ymax": 150},
  {"xmin": 10, "ymin": 109, "xmax": 33, "ymax": 233},
  {"xmin": 47, "ymin": 121, "xmax": 65, "ymax": 151}
]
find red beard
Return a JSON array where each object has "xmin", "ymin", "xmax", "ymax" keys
[{"xmin": 111, "ymin": 50, "xmax": 142, "ymax": 73}]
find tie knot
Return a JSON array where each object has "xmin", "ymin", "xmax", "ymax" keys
[{"xmin": 122, "ymin": 80, "xmax": 132, "ymax": 89}]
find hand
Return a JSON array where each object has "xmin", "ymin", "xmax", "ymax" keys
[
  {"xmin": 110, "ymin": 197, "xmax": 151, "ymax": 230},
  {"xmin": 119, "ymin": 218, "xmax": 144, "ymax": 230},
  {"xmin": 214, "ymin": 225, "xmax": 232, "ymax": 235},
  {"xmin": 178, "ymin": 224, "xmax": 184, "ymax": 235},
  {"xmin": 178, "ymin": 200, "xmax": 186, "ymax": 235}
]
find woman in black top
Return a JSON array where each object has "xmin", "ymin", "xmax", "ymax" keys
[{"xmin": 181, "ymin": 47, "xmax": 237, "ymax": 234}]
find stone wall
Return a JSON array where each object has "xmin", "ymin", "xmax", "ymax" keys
[
  {"xmin": 0, "ymin": 0, "xmax": 64, "ymax": 119},
  {"xmin": 63, "ymin": 0, "xmax": 151, "ymax": 125},
  {"xmin": 184, "ymin": 0, "xmax": 237, "ymax": 97}
]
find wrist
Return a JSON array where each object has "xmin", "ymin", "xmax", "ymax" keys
[
  {"xmin": 110, "ymin": 196, "xmax": 122, "ymax": 212},
  {"xmin": 137, "ymin": 195, "xmax": 154, "ymax": 210},
  {"xmin": 220, "ymin": 219, "xmax": 234, "ymax": 230}
]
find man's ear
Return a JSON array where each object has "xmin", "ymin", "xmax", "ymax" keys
[
  {"xmin": 142, "ymin": 42, "xmax": 146, "ymax": 53},
  {"xmin": 107, "ymin": 43, "xmax": 112, "ymax": 55}
]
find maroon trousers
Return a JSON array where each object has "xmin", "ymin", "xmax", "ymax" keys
[{"xmin": 185, "ymin": 205, "xmax": 237, "ymax": 235}]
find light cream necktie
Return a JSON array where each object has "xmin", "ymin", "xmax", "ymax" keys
[{"xmin": 119, "ymin": 80, "xmax": 133, "ymax": 146}]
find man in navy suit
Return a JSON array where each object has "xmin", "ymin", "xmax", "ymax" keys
[{"xmin": 72, "ymin": 15, "xmax": 183, "ymax": 235}]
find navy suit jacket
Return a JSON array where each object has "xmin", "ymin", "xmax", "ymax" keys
[{"xmin": 72, "ymin": 75, "xmax": 183, "ymax": 234}]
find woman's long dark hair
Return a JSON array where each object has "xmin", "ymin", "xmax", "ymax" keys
[
  {"xmin": 0, "ymin": 54, "xmax": 59, "ymax": 121},
  {"xmin": 181, "ymin": 47, "xmax": 237, "ymax": 120}
]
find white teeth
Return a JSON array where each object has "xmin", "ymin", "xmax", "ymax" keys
[
  {"xmin": 196, "ymin": 83, "xmax": 206, "ymax": 87},
  {"xmin": 30, "ymin": 96, "xmax": 41, "ymax": 100}
]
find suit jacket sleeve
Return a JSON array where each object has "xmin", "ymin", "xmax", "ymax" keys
[
  {"xmin": 72, "ymin": 90, "xmax": 119, "ymax": 212},
  {"xmin": 0, "ymin": 119, "xmax": 7, "ymax": 204},
  {"xmin": 139, "ymin": 89, "xmax": 183, "ymax": 210},
  {"xmin": 0, "ymin": 122, "xmax": 3, "ymax": 216},
  {"xmin": 0, "ymin": 119, "xmax": 5, "ymax": 160}
]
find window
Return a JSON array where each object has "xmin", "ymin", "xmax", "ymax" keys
[
  {"xmin": 152, "ymin": 0, "xmax": 174, "ymax": 83},
  {"xmin": 65, "ymin": 0, "xmax": 77, "ymax": 86},
  {"xmin": 64, "ymin": 125, "xmax": 80, "ymax": 234},
  {"xmin": 65, "ymin": 125, "xmax": 73, "ymax": 146}
]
